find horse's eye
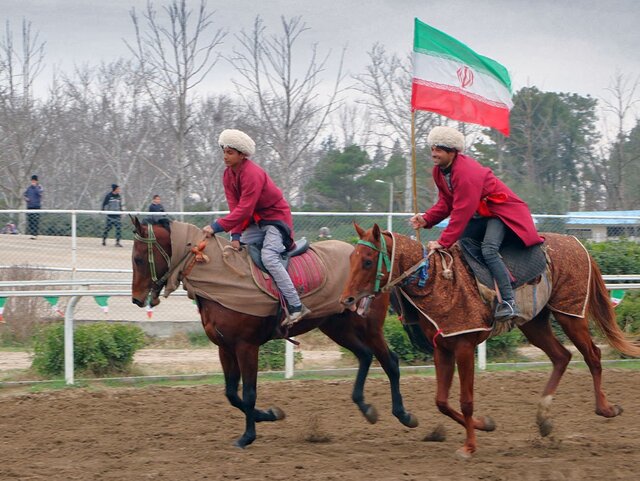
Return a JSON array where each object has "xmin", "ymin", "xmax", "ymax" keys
[
  {"xmin": 134, "ymin": 257, "xmax": 144, "ymax": 266},
  {"xmin": 363, "ymin": 259, "xmax": 373, "ymax": 269}
]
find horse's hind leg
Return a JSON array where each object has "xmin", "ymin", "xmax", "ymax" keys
[
  {"xmin": 320, "ymin": 320, "xmax": 379, "ymax": 424},
  {"xmin": 519, "ymin": 308, "xmax": 572, "ymax": 436},
  {"xmin": 553, "ymin": 311, "xmax": 623, "ymax": 418}
]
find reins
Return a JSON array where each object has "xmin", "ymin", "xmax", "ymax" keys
[
  {"xmin": 134, "ymin": 224, "xmax": 209, "ymax": 299},
  {"xmin": 357, "ymin": 231, "xmax": 454, "ymax": 294}
]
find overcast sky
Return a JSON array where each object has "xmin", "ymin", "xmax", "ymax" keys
[{"xmin": 3, "ymin": 0, "xmax": 640, "ymax": 107}]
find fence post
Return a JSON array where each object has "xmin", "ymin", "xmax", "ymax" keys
[
  {"xmin": 64, "ymin": 295, "xmax": 82, "ymax": 385},
  {"xmin": 71, "ymin": 211, "xmax": 77, "ymax": 280},
  {"xmin": 477, "ymin": 341, "xmax": 487, "ymax": 371},
  {"xmin": 285, "ymin": 339, "xmax": 294, "ymax": 378}
]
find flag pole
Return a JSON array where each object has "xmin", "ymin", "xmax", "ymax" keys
[{"xmin": 411, "ymin": 109, "xmax": 421, "ymax": 242}]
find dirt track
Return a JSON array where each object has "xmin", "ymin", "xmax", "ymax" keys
[{"xmin": 1, "ymin": 369, "xmax": 638, "ymax": 480}]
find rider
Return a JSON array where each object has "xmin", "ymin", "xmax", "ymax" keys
[
  {"xmin": 202, "ymin": 129, "xmax": 311, "ymax": 327},
  {"xmin": 409, "ymin": 126, "xmax": 543, "ymax": 322}
]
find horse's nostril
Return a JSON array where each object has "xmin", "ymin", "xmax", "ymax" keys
[{"xmin": 342, "ymin": 296, "xmax": 355, "ymax": 305}]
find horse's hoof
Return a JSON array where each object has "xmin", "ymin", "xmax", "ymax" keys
[
  {"xmin": 537, "ymin": 418, "xmax": 553, "ymax": 437},
  {"xmin": 363, "ymin": 404, "xmax": 379, "ymax": 424},
  {"xmin": 270, "ymin": 406, "xmax": 286, "ymax": 421},
  {"xmin": 596, "ymin": 404, "xmax": 623, "ymax": 418},
  {"xmin": 480, "ymin": 416, "xmax": 496, "ymax": 432},
  {"xmin": 400, "ymin": 412, "xmax": 419, "ymax": 428},
  {"xmin": 455, "ymin": 447, "xmax": 473, "ymax": 460},
  {"xmin": 233, "ymin": 435, "xmax": 256, "ymax": 449}
]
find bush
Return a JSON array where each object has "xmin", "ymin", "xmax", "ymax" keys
[
  {"xmin": 614, "ymin": 291, "xmax": 640, "ymax": 334},
  {"xmin": 258, "ymin": 339, "xmax": 301, "ymax": 371},
  {"xmin": 584, "ymin": 240, "xmax": 640, "ymax": 274},
  {"xmin": 383, "ymin": 314, "xmax": 432, "ymax": 364},
  {"xmin": 486, "ymin": 328, "xmax": 526, "ymax": 361},
  {"xmin": 32, "ymin": 322, "xmax": 145, "ymax": 377}
]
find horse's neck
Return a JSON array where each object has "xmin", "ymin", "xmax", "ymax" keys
[
  {"xmin": 170, "ymin": 221, "xmax": 224, "ymax": 261},
  {"xmin": 393, "ymin": 234, "xmax": 427, "ymax": 272}
]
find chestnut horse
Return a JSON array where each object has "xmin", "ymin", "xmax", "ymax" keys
[
  {"xmin": 130, "ymin": 218, "xmax": 417, "ymax": 448},
  {"xmin": 340, "ymin": 223, "xmax": 640, "ymax": 458}
]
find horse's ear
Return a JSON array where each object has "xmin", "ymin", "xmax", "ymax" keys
[
  {"xmin": 130, "ymin": 215, "xmax": 141, "ymax": 233},
  {"xmin": 372, "ymin": 223, "xmax": 381, "ymax": 241},
  {"xmin": 353, "ymin": 222, "xmax": 366, "ymax": 239}
]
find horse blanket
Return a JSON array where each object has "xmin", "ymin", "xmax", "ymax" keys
[
  {"xmin": 164, "ymin": 222, "xmax": 350, "ymax": 318},
  {"xmin": 394, "ymin": 232, "xmax": 591, "ymax": 338}
]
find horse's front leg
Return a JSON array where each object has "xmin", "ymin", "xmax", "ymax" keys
[
  {"xmin": 370, "ymin": 335, "xmax": 418, "ymax": 427},
  {"xmin": 218, "ymin": 344, "xmax": 283, "ymax": 449},
  {"xmin": 454, "ymin": 342, "xmax": 480, "ymax": 458}
]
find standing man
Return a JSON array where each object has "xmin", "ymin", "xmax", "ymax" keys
[
  {"xmin": 102, "ymin": 184, "xmax": 123, "ymax": 247},
  {"xmin": 202, "ymin": 129, "xmax": 311, "ymax": 327},
  {"xmin": 23, "ymin": 174, "xmax": 43, "ymax": 240},
  {"xmin": 409, "ymin": 126, "xmax": 543, "ymax": 322},
  {"xmin": 145, "ymin": 194, "xmax": 169, "ymax": 226}
]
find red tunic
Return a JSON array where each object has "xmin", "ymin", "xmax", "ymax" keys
[
  {"xmin": 217, "ymin": 159, "xmax": 294, "ymax": 243},
  {"xmin": 422, "ymin": 153, "xmax": 543, "ymax": 248}
]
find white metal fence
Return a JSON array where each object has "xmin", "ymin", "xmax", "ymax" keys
[{"xmin": 1, "ymin": 210, "xmax": 639, "ymax": 384}]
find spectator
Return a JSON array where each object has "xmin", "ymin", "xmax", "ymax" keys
[
  {"xmin": 145, "ymin": 194, "xmax": 169, "ymax": 227},
  {"xmin": 317, "ymin": 226, "xmax": 332, "ymax": 240},
  {"xmin": 1, "ymin": 223, "xmax": 18, "ymax": 234},
  {"xmin": 101, "ymin": 184, "xmax": 123, "ymax": 247},
  {"xmin": 23, "ymin": 174, "xmax": 43, "ymax": 239}
]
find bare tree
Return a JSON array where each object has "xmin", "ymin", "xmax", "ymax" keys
[
  {"xmin": 353, "ymin": 44, "xmax": 440, "ymax": 210},
  {"xmin": 126, "ymin": 0, "xmax": 226, "ymax": 211},
  {"xmin": 229, "ymin": 16, "xmax": 345, "ymax": 205},
  {"xmin": 0, "ymin": 19, "xmax": 47, "ymax": 209},
  {"xmin": 592, "ymin": 73, "xmax": 640, "ymax": 209}
]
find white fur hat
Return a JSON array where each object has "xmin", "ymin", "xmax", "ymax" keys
[
  {"xmin": 218, "ymin": 129, "xmax": 256, "ymax": 156},
  {"xmin": 427, "ymin": 126, "xmax": 465, "ymax": 152}
]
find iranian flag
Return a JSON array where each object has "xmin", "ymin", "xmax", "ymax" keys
[{"xmin": 411, "ymin": 18, "xmax": 513, "ymax": 135}]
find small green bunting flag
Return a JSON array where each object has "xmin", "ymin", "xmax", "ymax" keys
[
  {"xmin": 94, "ymin": 295, "xmax": 110, "ymax": 313},
  {"xmin": 44, "ymin": 296, "xmax": 64, "ymax": 317},
  {"xmin": 0, "ymin": 297, "xmax": 6, "ymax": 322},
  {"xmin": 610, "ymin": 290, "xmax": 624, "ymax": 308}
]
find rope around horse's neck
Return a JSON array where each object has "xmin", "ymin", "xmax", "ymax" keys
[{"xmin": 382, "ymin": 238, "xmax": 430, "ymax": 292}]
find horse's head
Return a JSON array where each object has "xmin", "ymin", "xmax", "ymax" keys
[
  {"xmin": 340, "ymin": 222, "xmax": 392, "ymax": 312},
  {"xmin": 130, "ymin": 215, "xmax": 172, "ymax": 308}
]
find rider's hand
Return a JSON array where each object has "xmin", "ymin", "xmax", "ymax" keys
[
  {"xmin": 230, "ymin": 240, "xmax": 241, "ymax": 251},
  {"xmin": 409, "ymin": 214, "xmax": 426, "ymax": 229},
  {"xmin": 202, "ymin": 225, "xmax": 214, "ymax": 238},
  {"xmin": 427, "ymin": 240, "xmax": 443, "ymax": 251}
]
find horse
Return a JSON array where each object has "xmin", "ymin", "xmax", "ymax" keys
[
  {"xmin": 129, "ymin": 217, "xmax": 418, "ymax": 448},
  {"xmin": 340, "ymin": 223, "xmax": 640, "ymax": 458}
]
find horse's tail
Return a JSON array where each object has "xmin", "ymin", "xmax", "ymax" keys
[{"xmin": 587, "ymin": 256, "xmax": 640, "ymax": 357}]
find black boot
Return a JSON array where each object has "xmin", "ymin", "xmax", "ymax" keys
[{"xmin": 102, "ymin": 238, "xmax": 106, "ymax": 246}]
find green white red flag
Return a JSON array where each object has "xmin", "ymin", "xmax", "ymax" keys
[{"xmin": 411, "ymin": 18, "xmax": 513, "ymax": 135}]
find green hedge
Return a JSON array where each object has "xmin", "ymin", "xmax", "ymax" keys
[{"xmin": 32, "ymin": 322, "xmax": 145, "ymax": 377}]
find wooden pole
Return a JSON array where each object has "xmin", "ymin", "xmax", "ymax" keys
[{"xmin": 411, "ymin": 110, "xmax": 421, "ymax": 242}]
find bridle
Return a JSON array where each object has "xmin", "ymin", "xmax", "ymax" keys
[
  {"xmin": 357, "ymin": 232, "xmax": 393, "ymax": 293},
  {"xmin": 133, "ymin": 224, "xmax": 173, "ymax": 300},
  {"xmin": 356, "ymin": 231, "xmax": 431, "ymax": 295}
]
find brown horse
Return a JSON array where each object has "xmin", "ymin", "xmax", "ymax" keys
[
  {"xmin": 340, "ymin": 223, "xmax": 640, "ymax": 458},
  {"xmin": 130, "ymin": 218, "xmax": 417, "ymax": 448}
]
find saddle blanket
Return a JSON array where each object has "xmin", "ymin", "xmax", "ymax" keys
[{"xmin": 250, "ymin": 249, "xmax": 327, "ymax": 300}]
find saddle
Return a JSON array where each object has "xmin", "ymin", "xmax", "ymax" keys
[
  {"xmin": 458, "ymin": 237, "xmax": 547, "ymax": 290},
  {"xmin": 248, "ymin": 239, "xmax": 327, "ymax": 300},
  {"xmin": 247, "ymin": 238, "xmax": 310, "ymax": 273}
]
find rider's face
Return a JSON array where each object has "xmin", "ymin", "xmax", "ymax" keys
[
  {"xmin": 222, "ymin": 147, "xmax": 246, "ymax": 169},
  {"xmin": 431, "ymin": 146, "xmax": 456, "ymax": 168}
]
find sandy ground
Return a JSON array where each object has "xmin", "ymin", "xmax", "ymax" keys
[{"xmin": 1, "ymin": 369, "xmax": 638, "ymax": 480}]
